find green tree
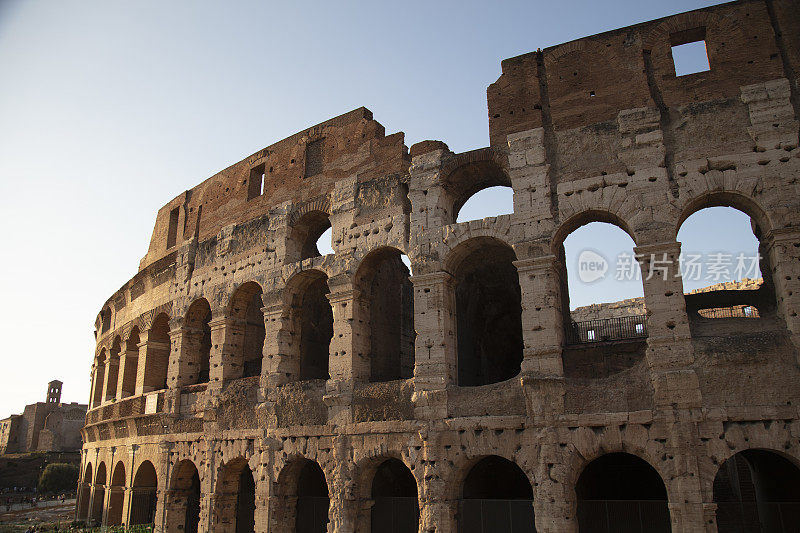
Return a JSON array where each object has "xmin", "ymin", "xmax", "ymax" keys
[{"xmin": 38, "ymin": 462, "xmax": 79, "ymax": 493}]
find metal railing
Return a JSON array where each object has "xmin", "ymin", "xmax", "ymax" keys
[
  {"xmin": 716, "ymin": 502, "xmax": 800, "ymax": 532},
  {"xmin": 457, "ymin": 499, "xmax": 535, "ymax": 533},
  {"xmin": 565, "ymin": 315, "xmax": 648, "ymax": 345},
  {"xmin": 577, "ymin": 500, "xmax": 670, "ymax": 533}
]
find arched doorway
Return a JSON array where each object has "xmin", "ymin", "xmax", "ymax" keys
[
  {"xmin": 576, "ymin": 453, "xmax": 669, "ymax": 533},
  {"xmin": 107, "ymin": 461, "xmax": 126, "ymax": 526},
  {"xmin": 296, "ymin": 460, "xmax": 329, "ymax": 533},
  {"xmin": 459, "ymin": 456, "xmax": 534, "ymax": 533},
  {"xmin": 131, "ymin": 461, "xmax": 158, "ymax": 526},
  {"xmin": 713, "ymin": 450, "xmax": 800, "ymax": 532},
  {"xmin": 168, "ymin": 460, "xmax": 201, "ymax": 533},
  {"xmin": 214, "ymin": 458, "xmax": 254, "ymax": 533},
  {"xmin": 185, "ymin": 299, "xmax": 212, "ymax": 384},
  {"xmin": 370, "ymin": 459, "xmax": 419, "ymax": 533},
  {"xmin": 449, "ymin": 238, "xmax": 523, "ymax": 386},
  {"xmin": 355, "ymin": 248, "xmax": 415, "ymax": 382},
  {"xmin": 77, "ymin": 462, "xmax": 92, "ymax": 519},
  {"xmin": 228, "ymin": 282, "xmax": 265, "ymax": 378},
  {"xmin": 283, "ymin": 270, "xmax": 333, "ymax": 381},
  {"xmin": 91, "ymin": 462, "xmax": 106, "ymax": 525}
]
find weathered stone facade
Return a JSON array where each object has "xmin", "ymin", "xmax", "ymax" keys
[{"xmin": 79, "ymin": 1, "xmax": 800, "ymax": 531}]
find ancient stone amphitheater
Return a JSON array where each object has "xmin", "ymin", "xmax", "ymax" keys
[{"xmin": 78, "ymin": 1, "xmax": 800, "ymax": 532}]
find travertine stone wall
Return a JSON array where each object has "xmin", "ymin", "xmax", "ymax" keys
[{"xmin": 81, "ymin": 1, "xmax": 800, "ymax": 532}]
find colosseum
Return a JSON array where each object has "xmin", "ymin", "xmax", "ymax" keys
[{"xmin": 78, "ymin": 1, "xmax": 800, "ymax": 531}]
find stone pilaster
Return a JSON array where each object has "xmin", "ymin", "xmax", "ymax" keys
[
  {"xmin": 418, "ymin": 431, "xmax": 456, "ymax": 533},
  {"xmin": 209, "ymin": 316, "xmax": 245, "ymax": 385},
  {"xmin": 260, "ymin": 303, "xmax": 294, "ymax": 390},
  {"xmin": 764, "ymin": 228, "xmax": 800, "ymax": 357},
  {"xmin": 409, "ymin": 272, "xmax": 456, "ymax": 420}
]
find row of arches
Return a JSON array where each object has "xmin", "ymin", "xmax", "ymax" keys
[
  {"xmin": 77, "ymin": 448, "xmax": 800, "ymax": 532},
  {"xmin": 91, "ymin": 190, "xmax": 779, "ymax": 406}
]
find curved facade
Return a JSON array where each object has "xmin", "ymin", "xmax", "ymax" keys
[{"xmin": 79, "ymin": 1, "xmax": 800, "ymax": 532}]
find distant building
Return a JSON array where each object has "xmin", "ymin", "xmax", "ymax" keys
[{"xmin": 0, "ymin": 380, "xmax": 87, "ymax": 454}]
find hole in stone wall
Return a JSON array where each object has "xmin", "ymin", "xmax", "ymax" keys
[
  {"xmin": 316, "ymin": 227, "xmax": 333, "ymax": 256},
  {"xmin": 456, "ymin": 186, "xmax": 514, "ymax": 224},
  {"xmin": 167, "ymin": 207, "xmax": 179, "ymax": 249},
  {"xmin": 248, "ymin": 163, "xmax": 266, "ymax": 200},
  {"xmin": 670, "ymin": 28, "xmax": 710, "ymax": 76}
]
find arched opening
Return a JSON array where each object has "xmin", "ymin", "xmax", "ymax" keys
[
  {"xmin": 131, "ymin": 460, "xmax": 158, "ymax": 526},
  {"xmin": 78, "ymin": 462, "xmax": 92, "ymax": 519},
  {"xmin": 370, "ymin": 459, "xmax": 419, "ymax": 533},
  {"xmin": 91, "ymin": 462, "xmax": 107, "ymax": 525},
  {"xmin": 713, "ymin": 450, "xmax": 800, "ymax": 532},
  {"xmin": 185, "ymin": 299, "xmax": 212, "ymax": 385},
  {"xmin": 456, "ymin": 185, "xmax": 514, "ymax": 224},
  {"xmin": 229, "ymin": 282, "xmax": 265, "ymax": 378},
  {"xmin": 450, "ymin": 237, "xmax": 522, "ymax": 386},
  {"xmin": 120, "ymin": 327, "xmax": 140, "ymax": 398},
  {"xmin": 214, "ymin": 459, "xmax": 255, "ymax": 533},
  {"xmin": 576, "ymin": 452, "xmax": 670, "ymax": 533},
  {"xmin": 677, "ymin": 204, "xmax": 774, "ymax": 321},
  {"xmin": 106, "ymin": 337, "xmax": 121, "ymax": 401},
  {"xmin": 296, "ymin": 460, "xmax": 329, "ymax": 533},
  {"xmin": 92, "ymin": 351, "xmax": 106, "ymax": 408},
  {"xmin": 284, "ymin": 270, "xmax": 333, "ymax": 381},
  {"xmin": 288, "ymin": 210, "xmax": 332, "ymax": 262},
  {"xmin": 107, "ymin": 461, "xmax": 126, "ymax": 526},
  {"xmin": 144, "ymin": 313, "xmax": 171, "ymax": 391},
  {"xmin": 167, "ymin": 460, "xmax": 201, "ymax": 533},
  {"xmin": 355, "ymin": 248, "xmax": 415, "ymax": 383},
  {"xmin": 459, "ymin": 456, "xmax": 534, "ymax": 533},
  {"xmin": 445, "ymin": 157, "xmax": 513, "ymax": 225}
]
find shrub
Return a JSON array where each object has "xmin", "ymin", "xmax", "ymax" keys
[{"xmin": 38, "ymin": 463, "xmax": 79, "ymax": 493}]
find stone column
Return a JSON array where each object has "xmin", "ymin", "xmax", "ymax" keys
[
  {"xmin": 325, "ymin": 287, "xmax": 369, "ymax": 425},
  {"xmin": 209, "ymin": 316, "xmax": 245, "ymax": 386},
  {"xmin": 409, "ymin": 272, "xmax": 456, "ymax": 420},
  {"xmin": 329, "ymin": 436, "xmax": 357, "ymax": 533},
  {"xmin": 136, "ymin": 330, "xmax": 171, "ymax": 394},
  {"xmin": 260, "ymin": 302, "xmax": 294, "ymax": 391},
  {"xmin": 418, "ymin": 432, "xmax": 457, "ymax": 533},
  {"xmin": 764, "ymin": 228, "xmax": 800, "ymax": 357},
  {"xmin": 254, "ymin": 451, "xmax": 270, "ymax": 533},
  {"xmin": 89, "ymin": 362, "xmax": 104, "ymax": 408},
  {"xmin": 635, "ymin": 242, "xmax": 701, "ymax": 408},
  {"xmin": 513, "ymin": 255, "xmax": 566, "ymax": 422}
]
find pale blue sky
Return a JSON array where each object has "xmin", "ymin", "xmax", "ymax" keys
[{"xmin": 0, "ymin": 0, "xmax": 733, "ymax": 413}]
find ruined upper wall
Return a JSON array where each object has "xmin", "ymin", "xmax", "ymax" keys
[
  {"xmin": 488, "ymin": 0, "xmax": 799, "ymax": 174},
  {"xmin": 140, "ymin": 108, "xmax": 409, "ymax": 271}
]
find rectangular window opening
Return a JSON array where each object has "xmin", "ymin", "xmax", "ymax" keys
[
  {"xmin": 670, "ymin": 28, "xmax": 710, "ymax": 76},
  {"xmin": 305, "ymin": 138, "xmax": 324, "ymax": 178},
  {"xmin": 166, "ymin": 207, "xmax": 179, "ymax": 249},
  {"xmin": 248, "ymin": 164, "xmax": 265, "ymax": 200}
]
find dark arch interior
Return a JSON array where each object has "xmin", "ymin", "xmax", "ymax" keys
[
  {"xmin": 713, "ymin": 450, "xmax": 800, "ymax": 532},
  {"xmin": 447, "ymin": 159, "xmax": 512, "ymax": 224},
  {"xmin": 460, "ymin": 456, "xmax": 534, "ymax": 533},
  {"xmin": 173, "ymin": 461, "xmax": 200, "ymax": 533},
  {"xmin": 186, "ymin": 300, "xmax": 212, "ymax": 384},
  {"xmin": 231, "ymin": 283, "xmax": 266, "ymax": 378},
  {"xmin": 146, "ymin": 313, "xmax": 171, "ymax": 391},
  {"xmin": 131, "ymin": 461, "xmax": 158, "ymax": 526},
  {"xmin": 296, "ymin": 461, "xmax": 329, "ymax": 533},
  {"xmin": 121, "ymin": 327, "xmax": 140, "ymax": 398},
  {"xmin": 576, "ymin": 453, "xmax": 669, "ymax": 533},
  {"xmin": 371, "ymin": 459, "xmax": 419, "ymax": 533},
  {"xmin": 293, "ymin": 211, "xmax": 332, "ymax": 261},
  {"xmin": 108, "ymin": 462, "xmax": 126, "ymax": 526},
  {"xmin": 299, "ymin": 276, "xmax": 333, "ymax": 380},
  {"xmin": 91, "ymin": 463, "xmax": 107, "ymax": 524},
  {"xmin": 235, "ymin": 467, "xmax": 255, "ymax": 533},
  {"xmin": 454, "ymin": 241, "xmax": 523, "ymax": 386},
  {"xmin": 358, "ymin": 249, "xmax": 415, "ymax": 383}
]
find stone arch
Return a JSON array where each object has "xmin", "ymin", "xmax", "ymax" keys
[
  {"xmin": 674, "ymin": 190, "xmax": 773, "ymax": 241},
  {"xmin": 281, "ymin": 269, "xmax": 333, "ymax": 381},
  {"xmin": 131, "ymin": 460, "xmax": 158, "ymax": 526},
  {"xmin": 92, "ymin": 349, "xmax": 107, "ymax": 408},
  {"xmin": 106, "ymin": 336, "xmax": 122, "ymax": 401},
  {"xmin": 228, "ymin": 281, "xmax": 266, "ymax": 378},
  {"xmin": 551, "ymin": 209, "xmax": 637, "ymax": 255},
  {"xmin": 184, "ymin": 299, "xmax": 212, "ymax": 385},
  {"xmin": 142, "ymin": 312, "xmax": 171, "ymax": 392},
  {"xmin": 120, "ymin": 326, "xmax": 140, "ymax": 398},
  {"xmin": 444, "ymin": 236, "xmax": 523, "ymax": 386},
  {"xmin": 92, "ymin": 461, "xmax": 107, "ymax": 525},
  {"xmin": 712, "ymin": 448, "xmax": 800, "ymax": 531},
  {"xmin": 439, "ymin": 148, "xmax": 512, "ymax": 224},
  {"xmin": 287, "ymin": 205, "xmax": 332, "ymax": 263},
  {"xmin": 573, "ymin": 451, "xmax": 670, "ymax": 533},
  {"xmin": 165, "ymin": 459, "xmax": 201, "ymax": 533},
  {"xmin": 213, "ymin": 457, "xmax": 255, "ymax": 533},
  {"xmin": 354, "ymin": 247, "xmax": 415, "ymax": 382},
  {"xmin": 273, "ymin": 456, "xmax": 330, "ymax": 533},
  {"xmin": 78, "ymin": 462, "xmax": 92, "ymax": 519},
  {"xmin": 355, "ymin": 456, "xmax": 419, "ymax": 533},
  {"xmin": 458, "ymin": 455, "xmax": 535, "ymax": 533},
  {"xmin": 107, "ymin": 461, "xmax": 126, "ymax": 526}
]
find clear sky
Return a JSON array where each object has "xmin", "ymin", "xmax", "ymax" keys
[{"xmin": 0, "ymin": 0, "xmax": 736, "ymax": 415}]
